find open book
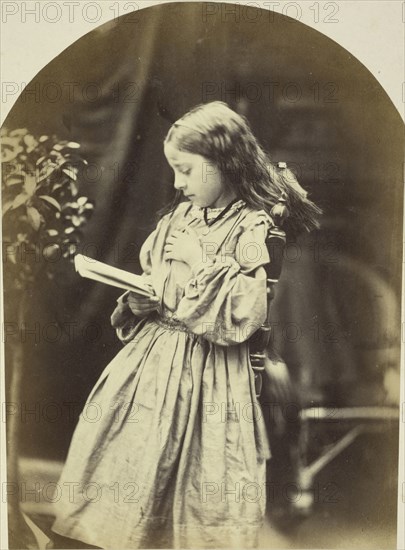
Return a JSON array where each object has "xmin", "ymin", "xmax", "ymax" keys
[{"xmin": 74, "ymin": 254, "xmax": 154, "ymax": 296}]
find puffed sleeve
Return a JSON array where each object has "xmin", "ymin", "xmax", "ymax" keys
[
  {"xmin": 175, "ymin": 213, "xmax": 272, "ymax": 346},
  {"xmin": 138, "ymin": 226, "xmax": 158, "ymax": 277}
]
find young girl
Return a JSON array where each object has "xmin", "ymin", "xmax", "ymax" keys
[{"xmin": 50, "ymin": 101, "xmax": 320, "ymax": 549}]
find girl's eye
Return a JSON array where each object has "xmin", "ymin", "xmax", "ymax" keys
[{"xmin": 179, "ymin": 168, "xmax": 191, "ymax": 175}]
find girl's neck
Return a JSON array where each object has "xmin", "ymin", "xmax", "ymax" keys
[{"xmin": 208, "ymin": 190, "xmax": 238, "ymax": 209}]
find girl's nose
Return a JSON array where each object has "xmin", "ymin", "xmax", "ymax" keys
[{"xmin": 174, "ymin": 176, "xmax": 186, "ymax": 190}]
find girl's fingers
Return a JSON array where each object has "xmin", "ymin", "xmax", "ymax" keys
[
  {"xmin": 182, "ymin": 226, "xmax": 197, "ymax": 237},
  {"xmin": 130, "ymin": 306, "xmax": 150, "ymax": 313},
  {"xmin": 129, "ymin": 305, "xmax": 158, "ymax": 316},
  {"xmin": 169, "ymin": 227, "xmax": 198, "ymax": 238},
  {"xmin": 164, "ymin": 251, "xmax": 177, "ymax": 261},
  {"xmin": 128, "ymin": 295, "xmax": 159, "ymax": 305},
  {"xmin": 128, "ymin": 296, "xmax": 159, "ymax": 314},
  {"xmin": 128, "ymin": 303, "xmax": 156, "ymax": 312},
  {"xmin": 128, "ymin": 292, "xmax": 153, "ymax": 301},
  {"xmin": 169, "ymin": 228, "xmax": 190, "ymax": 238},
  {"xmin": 166, "ymin": 234, "xmax": 180, "ymax": 245}
]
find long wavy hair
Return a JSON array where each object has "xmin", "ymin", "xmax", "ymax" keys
[{"xmin": 161, "ymin": 101, "xmax": 321, "ymax": 234}]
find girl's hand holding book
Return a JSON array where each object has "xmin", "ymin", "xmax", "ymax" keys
[
  {"xmin": 164, "ymin": 227, "xmax": 202, "ymax": 266},
  {"xmin": 127, "ymin": 292, "xmax": 160, "ymax": 317}
]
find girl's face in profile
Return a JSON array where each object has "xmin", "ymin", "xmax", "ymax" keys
[{"xmin": 164, "ymin": 142, "xmax": 236, "ymax": 208}]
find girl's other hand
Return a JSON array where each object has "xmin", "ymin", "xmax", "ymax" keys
[
  {"xmin": 127, "ymin": 292, "xmax": 160, "ymax": 317},
  {"xmin": 164, "ymin": 227, "xmax": 202, "ymax": 266}
]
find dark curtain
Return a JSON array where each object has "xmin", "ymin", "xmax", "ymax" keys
[{"xmin": 3, "ymin": 3, "xmax": 403, "ymax": 460}]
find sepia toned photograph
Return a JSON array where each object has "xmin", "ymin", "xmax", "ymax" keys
[{"xmin": 1, "ymin": 2, "xmax": 403, "ymax": 549}]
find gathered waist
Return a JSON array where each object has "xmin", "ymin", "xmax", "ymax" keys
[{"xmin": 152, "ymin": 312, "xmax": 192, "ymax": 334}]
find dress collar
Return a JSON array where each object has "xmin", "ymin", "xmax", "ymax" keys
[{"xmin": 190, "ymin": 199, "xmax": 246, "ymax": 222}]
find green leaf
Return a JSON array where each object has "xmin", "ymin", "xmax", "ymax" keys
[
  {"xmin": 56, "ymin": 156, "xmax": 69, "ymax": 167},
  {"xmin": 71, "ymin": 215, "xmax": 82, "ymax": 227},
  {"xmin": 39, "ymin": 135, "xmax": 49, "ymax": 143},
  {"xmin": 70, "ymin": 181, "xmax": 78, "ymax": 196},
  {"xmin": 27, "ymin": 206, "xmax": 42, "ymax": 231},
  {"xmin": 5, "ymin": 175, "xmax": 24, "ymax": 187},
  {"xmin": 37, "ymin": 163, "xmax": 57, "ymax": 182},
  {"xmin": 23, "ymin": 173, "xmax": 37, "ymax": 196},
  {"xmin": 43, "ymin": 244, "xmax": 60, "ymax": 259},
  {"xmin": 52, "ymin": 182, "xmax": 64, "ymax": 192},
  {"xmin": 2, "ymin": 201, "xmax": 14, "ymax": 215},
  {"xmin": 38, "ymin": 195, "xmax": 61, "ymax": 211},
  {"xmin": 12, "ymin": 192, "xmax": 29, "ymax": 210},
  {"xmin": 67, "ymin": 141, "xmax": 80, "ymax": 149},
  {"xmin": 9, "ymin": 128, "xmax": 28, "ymax": 137},
  {"xmin": 24, "ymin": 134, "xmax": 38, "ymax": 150},
  {"xmin": 62, "ymin": 167, "xmax": 77, "ymax": 181}
]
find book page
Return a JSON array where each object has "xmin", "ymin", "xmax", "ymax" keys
[{"xmin": 74, "ymin": 254, "xmax": 154, "ymax": 296}]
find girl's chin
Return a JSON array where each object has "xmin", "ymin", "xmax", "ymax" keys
[
  {"xmin": 187, "ymin": 198, "xmax": 204, "ymax": 207},
  {"xmin": 185, "ymin": 196, "xmax": 214, "ymax": 208}
]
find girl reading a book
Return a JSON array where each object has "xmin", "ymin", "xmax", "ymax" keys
[{"xmin": 50, "ymin": 101, "xmax": 320, "ymax": 549}]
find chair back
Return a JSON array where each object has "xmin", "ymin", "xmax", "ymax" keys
[{"xmin": 249, "ymin": 194, "xmax": 288, "ymax": 397}]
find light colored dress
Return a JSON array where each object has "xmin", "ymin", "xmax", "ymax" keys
[{"xmin": 51, "ymin": 199, "xmax": 273, "ymax": 549}]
